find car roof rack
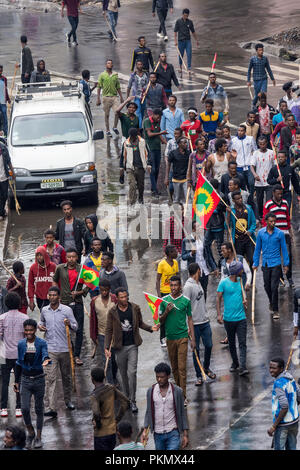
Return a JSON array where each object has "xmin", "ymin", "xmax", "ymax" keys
[{"xmin": 14, "ymin": 81, "xmax": 81, "ymax": 102}]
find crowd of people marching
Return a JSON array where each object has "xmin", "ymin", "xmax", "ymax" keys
[{"xmin": 1, "ymin": 0, "xmax": 300, "ymax": 452}]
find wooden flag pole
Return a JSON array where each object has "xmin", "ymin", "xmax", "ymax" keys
[
  {"xmin": 104, "ymin": 340, "xmax": 113, "ymax": 380},
  {"xmin": 285, "ymin": 335, "xmax": 297, "ymax": 370},
  {"xmin": 189, "ymin": 335, "xmax": 207, "ymax": 381},
  {"xmin": 0, "ymin": 260, "xmax": 19, "ymax": 284},
  {"xmin": 251, "ymin": 269, "xmax": 257, "ymax": 324},
  {"xmin": 227, "ymin": 224, "xmax": 246, "ymax": 302},
  {"xmin": 141, "ymin": 61, "xmax": 160, "ymax": 104},
  {"xmin": 184, "ymin": 186, "xmax": 191, "ymax": 217},
  {"xmin": 206, "ymin": 53, "xmax": 217, "ymax": 89},
  {"xmin": 104, "ymin": 13, "xmax": 118, "ymax": 41},
  {"xmin": 176, "ymin": 46, "xmax": 188, "ymax": 73},
  {"xmin": 248, "ymin": 85, "xmax": 254, "ymax": 101}
]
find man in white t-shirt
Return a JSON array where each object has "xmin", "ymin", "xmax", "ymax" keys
[
  {"xmin": 231, "ymin": 125, "xmax": 257, "ymax": 202},
  {"xmin": 250, "ymin": 135, "xmax": 274, "ymax": 219}
]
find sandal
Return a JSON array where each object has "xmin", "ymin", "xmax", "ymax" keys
[
  {"xmin": 195, "ymin": 377, "xmax": 203, "ymax": 386},
  {"xmin": 205, "ymin": 369, "xmax": 216, "ymax": 380},
  {"xmin": 75, "ymin": 357, "xmax": 83, "ymax": 366},
  {"xmin": 220, "ymin": 337, "xmax": 228, "ymax": 345}
]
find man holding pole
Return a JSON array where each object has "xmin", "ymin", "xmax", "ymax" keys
[
  {"xmin": 52, "ymin": 248, "xmax": 89, "ymax": 365},
  {"xmin": 104, "ymin": 287, "xmax": 159, "ymax": 413},
  {"xmin": 174, "ymin": 8, "xmax": 199, "ymax": 75},
  {"xmin": 253, "ymin": 212, "xmax": 289, "ymax": 320},
  {"xmin": 38, "ymin": 286, "xmax": 78, "ymax": 418}
]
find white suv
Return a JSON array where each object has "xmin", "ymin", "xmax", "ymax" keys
[{"xmin": 8, "ymin": 81, "xmax": 103, "ymax": 203}]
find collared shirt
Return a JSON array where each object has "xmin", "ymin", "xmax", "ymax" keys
[
  {"xmin": 253, "ymin": 226, "xmax": 289, "ymax": 268},
  {"xmin": 247, "ymin": 55, "xmax": 275, "ymax": 82},
  {"xmin": 97, "ymin": 71, "xmax": 120, "ymax": 97},
  {"xmin": 174, "ymin": 18, "xmax": 195, "ymax": 41},
  {"xmin": 164, "ymin": 138, "xmax": 178, "ymax": 157},
  {"xmin": 161, "ymin": 107, "xmax": 184, "ymax": 139},
  {"xmin": 153, "ymin": 383, "xmax": 177, "ymax": 434},
  {"xmin": 128, "ymin": 71, "xmax": 149, "ymax": 99},
  {"xmin": 0, "ymin": 310, "xmax": 28, "ymax": 359},
  {"xmin": 39, "ymin": 303, "xmax": 78, "ymax": 353},
  {"xmin": 201, "ymin": 84, "xmax": 227, "ymax": 111}
]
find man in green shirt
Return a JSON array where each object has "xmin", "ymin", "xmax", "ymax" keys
[
  {"xmin": 96, "ymin": 59, "xmax": 124, "ymax": 138},
  {"xmin": 143, "ymin": 109, "xmax": 167, "ymax": 197},
  {"xmin": 159, "ymin": 275, "xmax": 195, "ymax": 404},
  {"xmin": 115, "ymin": 96, "xmax": 139, "ymax": 140}
]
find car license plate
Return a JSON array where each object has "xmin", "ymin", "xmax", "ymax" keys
[{"xmin": 40, "ymin": 178, "xmax": 64, "ymax": 189}]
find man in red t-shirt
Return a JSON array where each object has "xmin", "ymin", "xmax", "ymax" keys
[
  {"xmin": 181, "ymin": 107, "xmax": 202, "ymax": 150},
  {"xmin": 61, "ymin": 0, "xmax": 82, "ymax": 46}
]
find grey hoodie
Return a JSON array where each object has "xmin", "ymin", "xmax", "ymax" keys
[
  {"xmin": 99, "ymin": 265, "xmax": 128, "ymax": 294},
  {"xmin": 183, "ymin": 277, "xmax": 209, "ymax": 325}
]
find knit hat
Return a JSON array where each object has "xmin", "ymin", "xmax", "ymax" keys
[{"xmin": 228, "ymin": 260, "xmax": 243, "ymax": 275}]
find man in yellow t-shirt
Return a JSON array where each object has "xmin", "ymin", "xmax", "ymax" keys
[{"xmin": 156, "ymin": 245, "xmax": 178, "ymax": 347}]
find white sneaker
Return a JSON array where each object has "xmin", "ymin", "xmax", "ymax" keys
[
  {"xmin": 160, "ymin": 338, "xmax": 167, "ymax": 348},
  {"xmin": 1, "ymin": 409, "xmax": 8, "ymax": 417},
  {"xmin": 15, "ymin": 408, "xmax": 22, "ymax": 418},
  {"xmin": 164, "ymin": 35, "xmax": 168, "ymax": 41},
  {"xmin": 157, "ymin": 32, "xmax": 164, "ymax": 38}
]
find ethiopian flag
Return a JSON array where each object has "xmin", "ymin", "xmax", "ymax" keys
[
  {"xmin": 143, "ymin": 292, "xmax": 164, "ymax": 325},
  {"xmin": 78, "ymin": 265, "xmax": 99, "ymax": 290},
  {"xmin": 192, "ymin": 173, "xmax": 220, "ymax": 228}
]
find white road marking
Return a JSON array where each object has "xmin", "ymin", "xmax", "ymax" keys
[
  {"xmin": 226, "ymin": 65, "xmax": 298, "ymax": 80},
  {"xmin": 194, "ymin": 69, "xmax": 233, "ymax": 83},
  {"xmin": 197, "ymin": 385, "xmax": 272, "ymax": 449},
  {"xmin": 198, "ymin": 66, "xmax": 246, "ymax": 81}
]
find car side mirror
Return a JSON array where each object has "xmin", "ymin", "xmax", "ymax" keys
[{"xmin": 93, "ymin": 130, "xmax": 104, "ymax": 140}]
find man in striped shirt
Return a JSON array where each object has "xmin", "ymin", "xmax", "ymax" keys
[{"xmin": 262, "ymin": 185, "xmax": 293, "ymax": 287}]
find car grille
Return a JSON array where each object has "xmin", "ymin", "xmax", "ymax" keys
[{"xmin": 30, "ymin": 168, "xmax": 73, "ymax": 177}]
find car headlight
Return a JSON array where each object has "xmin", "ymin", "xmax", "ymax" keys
[
  {"xmin": 14, "ymin": 168, "xmax": 30, "ymax": 177},
  {"xmin": 74, "ymin": 162, "xmax": 95, "ymax": 173}
]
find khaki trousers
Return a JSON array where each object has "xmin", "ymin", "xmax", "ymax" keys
[
  {"xmin": 102, "ymin": 96, "xmax": 119, "ymax": 130},
  {"xmin": 166, "ymin": 337, "xmax": 188, "ymax": 398},
  {"xmin": 127, "ymin": 168, "xmax": 145, "ymax": 205},
  {"xmin": 44, "ymin": 351, "xmax": 72, "ymax": 411}
]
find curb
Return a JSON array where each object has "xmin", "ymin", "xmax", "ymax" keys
[{"xmin": 240, "ymin": 39, "xmax": 300, "ymax": 63}]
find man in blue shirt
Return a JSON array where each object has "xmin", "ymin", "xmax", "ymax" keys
[
  {"xmin": 268, "ymin": 357, "xmax": 300, "ymax": 450},
  {"xmin": 247, "ymin": 43, "xmax": 276, "ymax": 106},
  {"xmin": 253, "ymin": 212, "xmax": 289, "ymax": 320},
  {"xmin": 161, "ymin": 95, "xmax": 184, "ymax": 140},
  {"xmin": 272, "ymin": 100, "xmax": 288, "ymax": 128},
  {"xmin": 216, "ymin": 261, "xmax": 248, "ymax": 376}
]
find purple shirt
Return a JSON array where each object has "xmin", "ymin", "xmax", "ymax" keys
[
  {"xmin": 0, "ymin": 310, "xmax": 28, "ymax": 359},
  {"xmin": 62, "ymin": 0, "xmax": 80, "ymax": 17}
]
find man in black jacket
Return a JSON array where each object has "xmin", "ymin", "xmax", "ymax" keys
[
  {"xmin": 220, "ymin": 161, "xmax": 246, "ymax": 196},
  {"xmin": 267, "ymin": 151, "xmax": 300, "ymax": 208},
  {"xmin": 130, "ymin": 36, "xmax": 154, "ymax": 73},
  {"xmin": 55, "ymin": 200, "xmax": 86, "ymax": 261},
  {"xmin": 280, "ymin": 114, "xmax": 298, "ymax": 156},
  {"xmin": 0, "ymin": 142, "xmax": 15, "ymax": 220},
  {"xmin": 156, "ymin": 52, "xmax": 181, "ymax": 97},
  {"xmin": 19, "ymin": 36, "xmax": 34, "ymax": 84},
  {"xmin": 152, "ymin": 0, "xmax": 173, "ymax": 41}
]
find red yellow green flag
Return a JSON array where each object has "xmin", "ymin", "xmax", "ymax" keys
[
  {"xmin": 143, "ymin": 292, "xmax": 164, "ymax": 324},
  {"xmin": 78, "ymin": 265, "xmax": 99, "ymax": 290},
  {"xmin": 192, "ymin": 173, "xmax": 220, "ymax": 229}
]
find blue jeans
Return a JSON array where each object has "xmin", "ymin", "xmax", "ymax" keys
[
  {"xmin": 178, "ymin": 40, "xmax": 192, "ymax": 69},
  {"xmin": 0, "ymin": 104, "xmax": 8, "ymax": 136},
  {"xmin": 108, "ymin": 11, "xmax": 118, "ymax": 38},
  {"xmin": 149, "ymin": 149, "xmax": 161, "ymax": 193},
  {"xmin": 274, "ymin": 423, "xmax": 298, "ymax": 450},
  {"xmin": 154, "ymin": 429, "xmax": 181, "ymax": 450},
  {"xmin": 134, "ymin": 97, "xmax": 146, "ymax": 128},
  {"xmin": 193, "ymin": 322, "xmax": 213, "ymax": 377},
  {"xmin": 253, "ymin": 78, "xmax": 267, "ymax": 106},
  {"xmin": 67, "ymin": 15, "xmax": 79, "ymax": 42},
  {"xmin": 20, "ymin": 375, "xmax": 45, "ymax": 431},
  {"xmin": 237, "ymin": 167, "xmax": 254, "ymax": 199}
]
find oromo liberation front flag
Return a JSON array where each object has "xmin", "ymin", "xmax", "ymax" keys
[
  {"xmin": 78, "ymin": 265, "xmax": 99, "ymax": 290},
  {"xmin": 192, "ymin": 173, "xmax": 220, "ymax": 229},
  {"xmin": 144, "ymin": 292, "xmax": 163, "ymax": 325}
]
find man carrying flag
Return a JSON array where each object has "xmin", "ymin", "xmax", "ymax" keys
[
  {"xmin": 53, "ymin": 248, "xmax": 89, "ymax": 366},
  {"xmin": 192, "ymin": 171, "xmax": 221, "ymax": 228}
]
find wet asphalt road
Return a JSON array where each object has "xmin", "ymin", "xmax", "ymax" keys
[{"xmin": 0, "ymin": 0, "xmax": 300, "ymax": 450}]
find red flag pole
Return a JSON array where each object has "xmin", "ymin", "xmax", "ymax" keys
[{"xmin": 206, "ymin": 53, "xmax": 217, "ymax": 89}]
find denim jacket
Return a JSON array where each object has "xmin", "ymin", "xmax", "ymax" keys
[{"xmin": 16, "ymin": 337, "xmax": 49, "ymax": 373}]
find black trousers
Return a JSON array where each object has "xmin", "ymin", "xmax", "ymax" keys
[
  {"xmin": 21, "ymin": 74, "xmax": 31, "ymax": 84},
  {"xmin": 262, "ymin": 264, "xmax": 282, "ymax": 311},
  {"xmin": 1, "ymin": 359, "xmax": 21, "ymax": 409},
  {"xmin": 0, "ymin": 179, "xmax": 8, "ymax": 217},
  {"xmin": 255, "ymin": 186, "xmax": 271, "ymax": 219},
  {"xmin": 224, "ymin": 319, "xmax": 247, "ymax": 369},
  {"xmin": 70, "ymin": 303, "xmax": 84, "ymax": 357},
  {"xmin": 200, "ymin": 273, "xmax": 208, "ymax": 301},
  {"xmin": 157, "ymin": 8, "xmax": 168, "ymax": 36},
  {"xmin": 235, "ymin": 238, "xmax": 254, "ymax": 268}
]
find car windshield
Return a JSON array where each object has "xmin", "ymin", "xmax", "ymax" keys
[{"xmin": 11, "ymin": 112, "xmax": 88, "ymax": 146}]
